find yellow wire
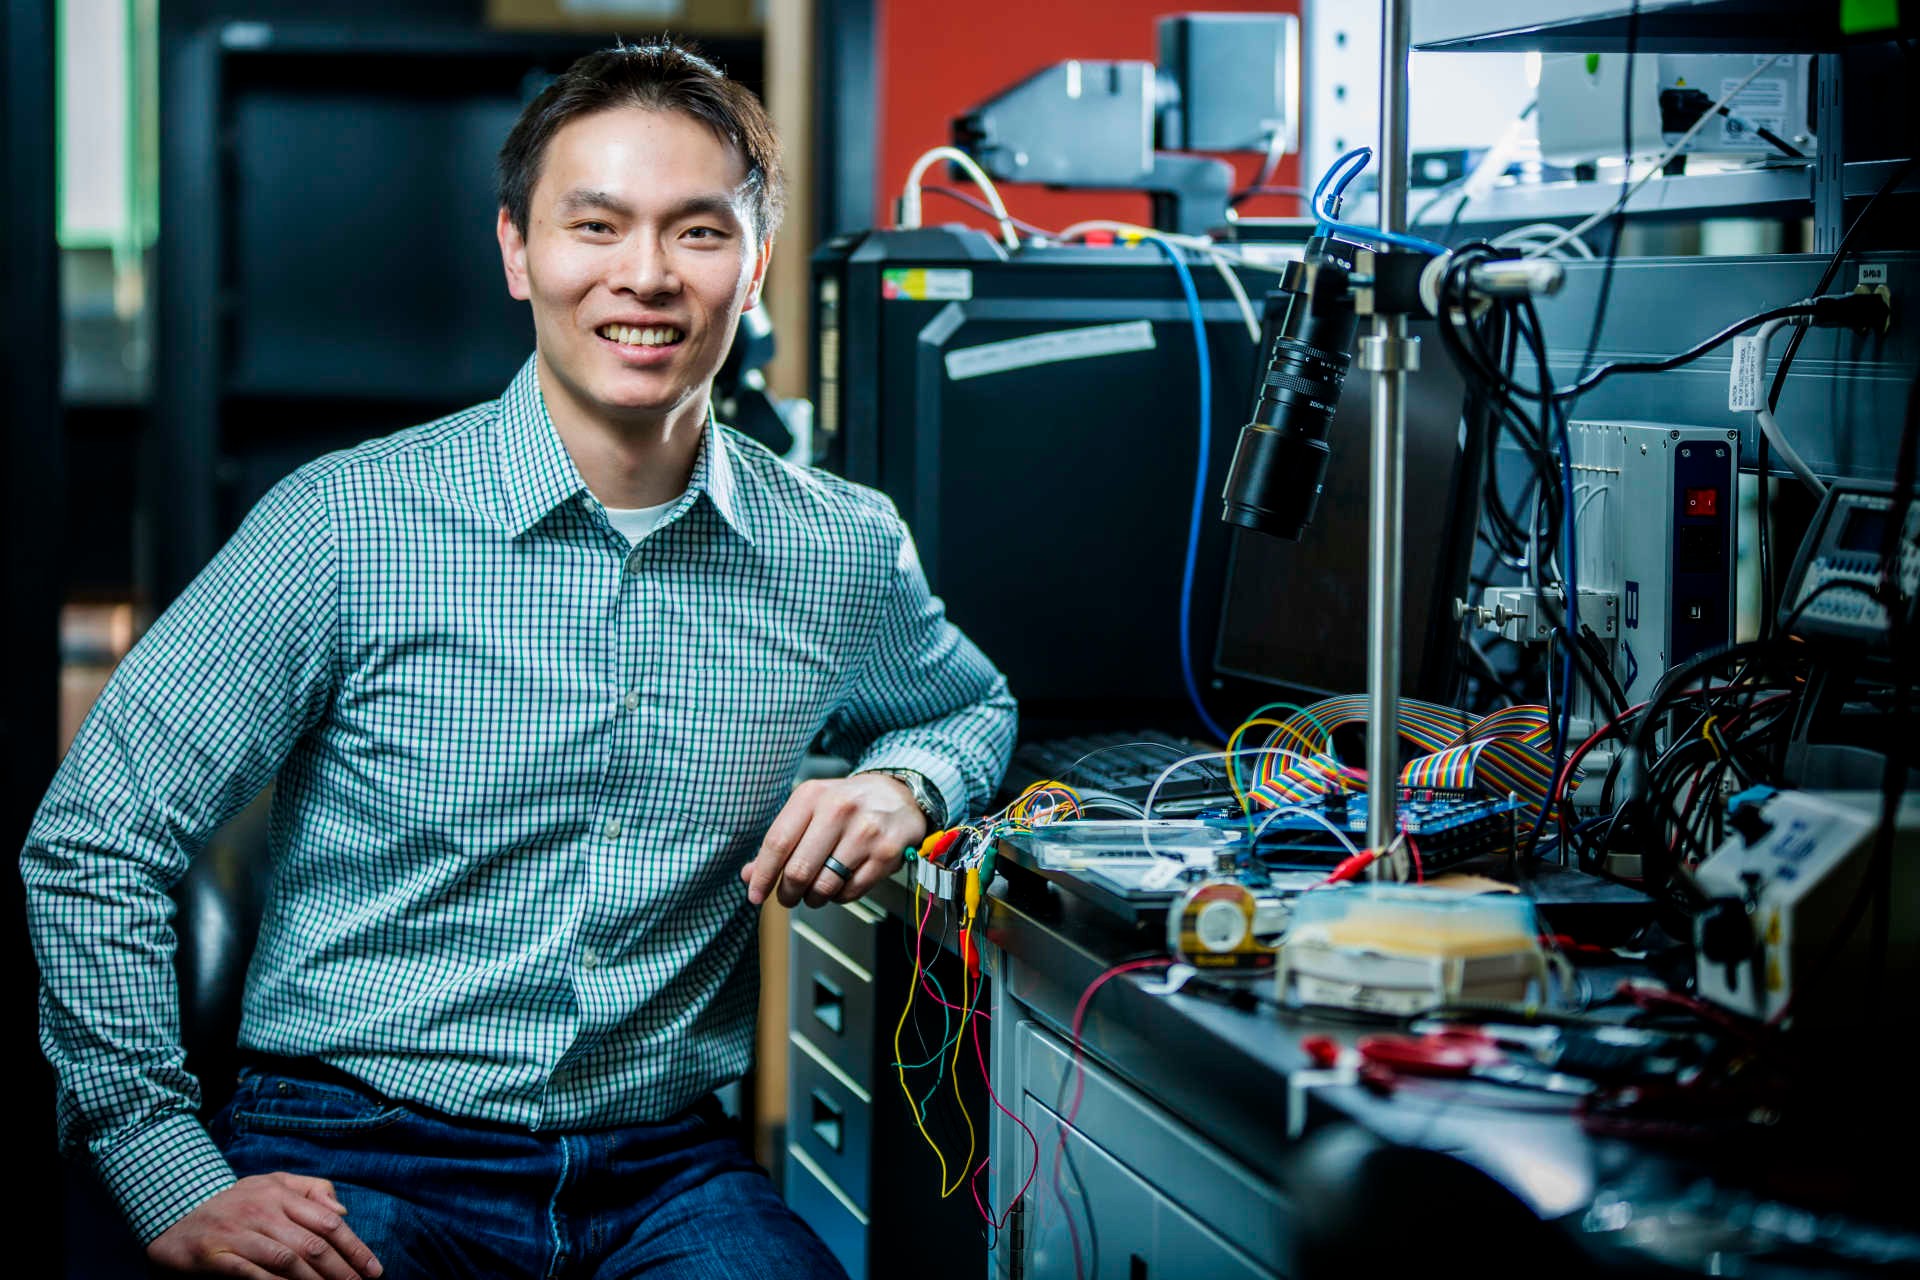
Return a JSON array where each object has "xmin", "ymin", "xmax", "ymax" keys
[
  {"xmin": 1224, "ymin": 717, "xmax": 1318, "ymax": 814},
  {"xmin": 1701, "ymin": 715, "xmax": 1724, "ymax": 758},
  {"xmin": 942, "ymin": 907, "xmax": 980, "ymax": 1199},
  {"xmin": 894, "ymin": 883, "xmax": 951, "ymax": 1188}
]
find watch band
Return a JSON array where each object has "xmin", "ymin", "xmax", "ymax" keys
[{"xmin": 857, "ymin": 767, "xmax": 948, "ymax": 830}]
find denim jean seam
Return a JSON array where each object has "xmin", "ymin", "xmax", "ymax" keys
[{"xmin": 232, "ymin": 1105, "xmax": 411, "ymax": 1137}]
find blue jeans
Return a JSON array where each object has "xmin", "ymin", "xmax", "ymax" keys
[{"xmin": 210, "ymin": 1061, "xmax": 847, "ymax": 1280}]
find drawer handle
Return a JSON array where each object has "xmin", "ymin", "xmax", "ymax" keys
[
  {"xmin": 810, "ymin": 1090, "xmax": 844, "ymax": 1153},
  {"xmin": 811, "ymin": 973, "xmax": 844, "ymax": 1036}
]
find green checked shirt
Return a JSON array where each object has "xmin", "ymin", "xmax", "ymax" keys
[{"xmin": 22, "ymin": 355, "xmax": 1016, "ymax": 1243}]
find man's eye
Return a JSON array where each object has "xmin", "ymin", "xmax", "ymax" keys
[
  {"xmin": 684, "ymin": 226, "xmax": 728, "ymax": 241},
  {"xmin": 578, "ymin": 221, "xmax": 615, "ymax": 235}
]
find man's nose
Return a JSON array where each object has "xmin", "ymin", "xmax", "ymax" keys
[{"xmin": 611, "ymin": 235, "xmax": 680, "ymax": 297}]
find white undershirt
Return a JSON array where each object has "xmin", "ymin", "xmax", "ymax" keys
[{"xmin": 602, "ymin": 495, "xmax": 682, "ymax": 547}]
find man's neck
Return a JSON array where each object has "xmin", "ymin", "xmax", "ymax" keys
[{"xmin": 536, "ymin": 353, "xmax": 706, "ymax": 509}]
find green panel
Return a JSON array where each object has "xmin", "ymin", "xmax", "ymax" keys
[{"xmin": 1840, "ymin": 0, "xmax": 1901, "ymax": 32}]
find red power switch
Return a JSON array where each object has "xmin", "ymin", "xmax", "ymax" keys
[{"xmin": 1685, "ymin": 487, "xmax": 1720, "ymax": 517}]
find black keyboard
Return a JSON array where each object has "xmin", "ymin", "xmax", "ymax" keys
[{"xmin": 1003, "ymin": 731, "xmax": 1230, "ymax": 804}]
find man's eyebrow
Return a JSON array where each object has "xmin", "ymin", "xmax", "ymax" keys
[
  {"xmin": 660, "ymin": 193, "xmax": 747, "ymax": 225},
  {"xmin": 553, "ymin": 188, "xmax": 636, "ymax": 218},
  {"xmin": 551, "ymin": 188, "xmax": 744, "ymax": 226}
]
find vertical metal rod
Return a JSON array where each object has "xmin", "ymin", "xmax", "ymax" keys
[{"xmin": 1364, "ymin": 0, "xmax": 1413, "ymax": 856}]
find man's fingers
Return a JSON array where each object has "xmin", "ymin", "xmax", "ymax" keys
[
  {"xmin": 778, "ymin": 802, "xmax": 853, "ymax": 908},
  {"xmin": 803, "ymin": 853, "xmax": 852, "ymax": 909},
  {"xmin": 203, "ymin": 1248, "xmax": 279, "ymax": 1280},
  {"xmin": 291, "ymin": 1176, "xmax": 347, "ymax": 1216},
  {"xmin": 834, "ymin": 850, "xmax": 899, "ymax": 904},
  {"xmin": 747, "ymin": 789, "xmax": 817, "ymax": 905},
  {"xmin": 228, "ymin": 1231, "xmax": 325, "ymax": 1280},
  {"xmin": 258, "ymin": 1218, "xmax": 356, "ymax": 1280},
  {"xmin": 282, "ymin": 1199, "xmax": 380, "ymax": 1280}
]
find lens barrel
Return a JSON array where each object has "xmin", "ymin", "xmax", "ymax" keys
[{"xmin": 1221, "ymin": 254, "xmax": 1358, "ymax": 539}]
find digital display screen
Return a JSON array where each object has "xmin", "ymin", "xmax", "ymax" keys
[{"xmin": 1838, "ymin": 505, "xmax": 1890, "ymax": 554}]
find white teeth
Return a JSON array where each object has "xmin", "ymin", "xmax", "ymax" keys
[{"xmin": 600, "ymin": 324, "xmax": 683, "ymax": 347}]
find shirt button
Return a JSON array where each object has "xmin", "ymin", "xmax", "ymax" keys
[
  {"xmin": 581, "ymin": 948, "xmax": 600, "ymax": 970},
  {"xmin": 622, "ymin": 690, "xmax": 640, "ymax": 711},
  {"xmin": 624, "ymin": 553, "xmax": 642, "ymax": 575},
  {"xmin": 603, "ymin": 817, "xmax": 623, "ymax": 840}
]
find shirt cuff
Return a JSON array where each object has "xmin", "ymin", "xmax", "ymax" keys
[
  {"xmin": 855, "ymin": 747, "xmax": 967, "ymax": 827},
  {"xmin": 94, "ymin": 1112, "xmax": 238, "ymax": 1245}
]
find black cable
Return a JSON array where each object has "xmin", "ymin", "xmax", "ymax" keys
[
  {"xmin": 1758, "ymin": 45, "xmax": 1917, "ymax": 640},
  {"xmin": 1626, "ymin": 639, "xmax": 1784, "ymax": 901},
  {"xmin": 1566, "ymin": 0, "xmax": 1639, "ymax": 410},
  {"xmin": 1579, "ymin": 623, "xmax": 1631, "ymax": 714},
  {"xmin": 1558, "ymin": 304, "xmax": 1820, "ymax": 400}
]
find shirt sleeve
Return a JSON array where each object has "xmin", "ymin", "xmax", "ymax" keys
[
  {"xmin": 20, "ymin": 468, "xmax": 339, "ymax": 1244},
  {"xmin": 820, "ymin": 507, "xmax": 1017, "ymax": 823}
]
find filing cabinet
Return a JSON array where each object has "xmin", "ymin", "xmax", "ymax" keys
[{"xmin": 784, "ymin": 899, "xmax": 986, "ymax": 1280}]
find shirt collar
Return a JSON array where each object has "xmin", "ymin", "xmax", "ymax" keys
[
  {"xmin": 497, "ymin": 356, "xmax": 590, "ymax": 538},
  {"xmin": 494, "ymin": 355, "xmax": 754, "ymax": 546},
  {"xmin": 692, "ymin": 402, "xmax": 756, "ymax": 546}
]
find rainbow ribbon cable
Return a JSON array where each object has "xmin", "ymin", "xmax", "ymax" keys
[{"xmin": 1238, "ymin": 698, "xmax": 1567, "ymax": 825}]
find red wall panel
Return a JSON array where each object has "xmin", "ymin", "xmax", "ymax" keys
[{"xmin": 874, "ymin": 1, "xmax": 1305, "ymax": 239}]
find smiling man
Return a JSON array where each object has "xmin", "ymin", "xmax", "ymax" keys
[{"xmin": 23, "ymin": 41, "xmax": 1014, "ymax": 1280}]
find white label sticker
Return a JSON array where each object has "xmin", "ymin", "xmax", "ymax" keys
[
  {"xmin": 945, "ymin": 320, "xmax": 1157, "ymax": 381},
  {"xmin": 1729, "ymin": 333, "xmax": 1766, "ymax": 412},
  {"xmin": 882, "ymin": 267, "xmax": 973, "ymax": 302},
  {"xmin": 1859, "ymin": 263, "xmax": 1889, "ymax": 286},
  {"xmin": 1722, "ymin": 76, "xmax": 1788, "ymax": 112}
]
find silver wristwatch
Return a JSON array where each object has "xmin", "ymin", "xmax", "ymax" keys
[{"xmin": 856, "ymin": 767, "xmax": 948, "ymax": 830}]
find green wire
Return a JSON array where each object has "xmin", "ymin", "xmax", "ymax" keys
[{"xmin": 1226, "ymin": 700, "xmax": 1339, "ymax": 825}]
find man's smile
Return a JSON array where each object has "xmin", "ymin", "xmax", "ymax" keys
[{"xmin": 596, "ymin": 323, "xmax": 685, "ymax": 347}]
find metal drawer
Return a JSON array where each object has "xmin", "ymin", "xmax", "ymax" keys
[
  {"xmin": 1018, "ymin": 1021, "xmax": 1291, "ymax": 1272},
  {"xmin": 788, "ymin": 1025, "xmax": 874, "ymax": 1209},
  {"xmin": 793, "ymin": 898, "xmax": 883, "ymax": 979},
  {"xmin": 790, "ymin": 920, "xmax": 877, "ymax": 1091},
  {"xmin": 785, "ymin": 1141, "xmax": 870, "ymax": 1280}
]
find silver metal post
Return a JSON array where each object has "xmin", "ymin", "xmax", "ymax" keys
[{"xmin": 1361, "ymin": 0, "xmax": 1416, "ymax": 858}]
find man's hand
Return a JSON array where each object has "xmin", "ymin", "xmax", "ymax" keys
[
  {"xmin": 147, "ymin": 1173, "xmax": 382, "ymax": 1280},
  {"xmin": 742, "ymin": 774, "xmax": 929, "ymax": 908}
]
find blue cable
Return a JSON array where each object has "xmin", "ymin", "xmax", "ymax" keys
[
  {"xmin": 1311, "ymin": 146, "xmax": 1451, "ymax": 257},
  {"xmin": 1138, "ymin": 233, "xmax": 1231, "ymax": 744}
]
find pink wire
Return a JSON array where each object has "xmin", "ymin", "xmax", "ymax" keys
[
  {"xmin": 1050, "ymin": 957, "xmax": 1172, "ymax": 1279},
  {"xmin": 967, "ymin": 986, "xmax": 1039, "ymax": 1231}
]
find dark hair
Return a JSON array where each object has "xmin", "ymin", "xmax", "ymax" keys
[{"xmin": 497, "ymin": 40, "xmax": 784, "ymax": 245}]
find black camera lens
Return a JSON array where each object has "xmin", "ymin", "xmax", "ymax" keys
[{"xmin": 1221, "ymin": 253, "xmax": 1358, "ymax": 539}]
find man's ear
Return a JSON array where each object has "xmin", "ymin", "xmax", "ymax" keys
[
  {"xmin": 744, "ymin": 236, "xmax": 773, "ymax": 310},
  {"xmin": 498, "ymin": 207, "xmax": 532, "ymax": 302}
]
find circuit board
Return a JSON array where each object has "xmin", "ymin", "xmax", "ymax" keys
[{"xmin": 1248, "ymin": 789, "xmax": 1526, "ymax": 873}]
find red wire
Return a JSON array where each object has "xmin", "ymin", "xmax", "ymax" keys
[
  {"xmin": 921, "ymin": 967, "xmax": 993, "ymax": 1020},
  {"xmin": 1405, "ymin": 832, "xmax": 1424, "ymax": 883},
  {"xmin": 1051, "ymin": 958, "xmax": 1172, "ymax": 1279}
]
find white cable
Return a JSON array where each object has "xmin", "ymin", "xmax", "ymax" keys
[
  {"xmin": 898, "ymin": 145, "xmax": 1020, "ymax": 250},
  {"xmin": 1492, "ymin": 223, "xmax": 1597, "ymax": 260},
  {"xmin": 1137, "ymin": 747, "xmax": 1348, "ymax": 859},
  {"xmin": 1251, "ymin": 804, "xmax": 1362, "ymax": 855},
  {"xmin": 1051, "ymin": 223, "xmax": 1261, "ymax": 342},
  {"xmin": 1205, "ymin": 251, "xmax": 1262, "ymax": 343},
  {"xmin": 1751, "ymin": 316, "xmax": 1831, "ymax": 499},
  {"xmin": 1525, "ymin": 55, "xmax": 1784, "ymax": 260},
  {"xmin": 1058, "ymin": 219, "xmax": 1209, "ymax": 248}
]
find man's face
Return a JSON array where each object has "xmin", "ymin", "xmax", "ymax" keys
[{"xmin": 497, "ymin": 105, "xmax": 771, "ymax": 431}]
